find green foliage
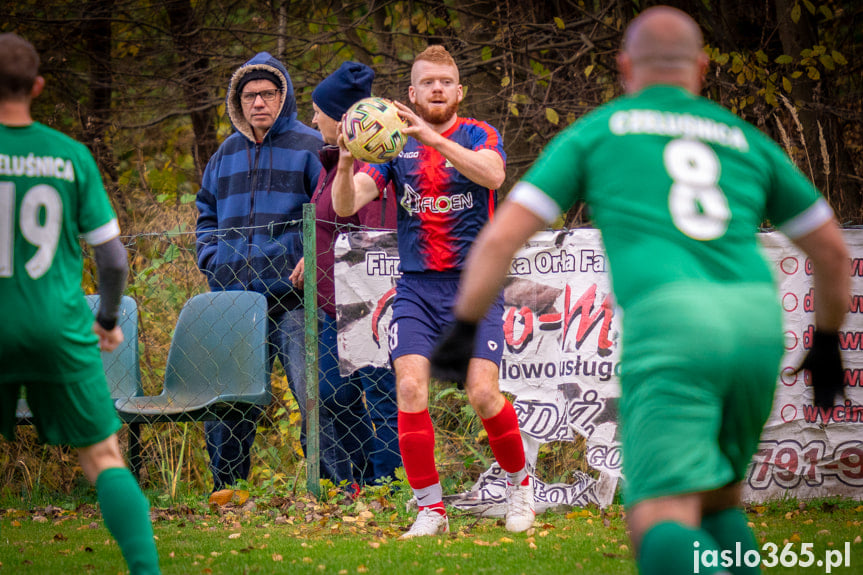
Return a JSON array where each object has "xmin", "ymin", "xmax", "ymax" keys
[
  {"xmin": 706, "ymin": 35, "xmax": 847, "ymax": 114},
  {"xmin": 5, "ymin": 0, "xmax": 861, "ymax": 225}
]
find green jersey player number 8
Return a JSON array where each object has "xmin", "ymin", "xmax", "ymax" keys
[
  {"xmin": 0, "ymin": 182, "xmax": 62, "ymax": 279},
  {"xmin": 665, "ymin": 138, "xmax": 730, "ymax": 241}
]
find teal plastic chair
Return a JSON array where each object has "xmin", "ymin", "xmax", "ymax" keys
[
  {"xmin": 87, "ymin": 295, "xmax": 144, "ymax": 400},
  {"xmin": 114, "ymin": 291, "xmax": 271, "ymax": 422},
  {"xmin": 16, "ymin": 295, "xmax": 142, "ymax": 419}
]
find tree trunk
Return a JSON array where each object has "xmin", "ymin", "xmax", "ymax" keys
[
  {"xmin": 164, "ymin": 0, "xmax": 220, "ymax": 182},
  {"xmin": 774, "ymin": 0, "xmax": 818, "ymax": 169},
  {"xmin": 82, "ymin": 0, "xmax": 127, "ymax": 224}
]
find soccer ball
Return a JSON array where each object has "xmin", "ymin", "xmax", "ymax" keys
[{"xmin": 341, "ymin": 97, "xmax": 408, "ymax": 163}]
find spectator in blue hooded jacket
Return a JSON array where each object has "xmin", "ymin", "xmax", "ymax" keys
[{"xmin": 196, "ymin": 51, "xmax": 341, "ymax": 491}]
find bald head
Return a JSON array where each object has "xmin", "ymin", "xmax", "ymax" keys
[{"xmin": 617, "ymin": 6, "xmax": 708, "ymax": 94}]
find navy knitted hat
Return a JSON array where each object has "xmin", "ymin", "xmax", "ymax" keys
[
  {"xmin": 237, "ymin": 69, "xmax": 281, "ymax": 95},
  {"xmin": 312, "ymin": 61, "xmax": 375, "ymax": 120}
]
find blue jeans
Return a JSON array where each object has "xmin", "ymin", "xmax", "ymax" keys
[
  {"xmin": 319, "ymin": 311, "xmax": 401, "ymax": 484},
  {"xmin": 205, "ymin": 305, "xmax": 344, "ymax": 491}
]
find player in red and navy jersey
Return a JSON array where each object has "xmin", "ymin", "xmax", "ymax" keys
[
  {"xmin": 333, "ymin": 45, "xmax": 534, "ymax": 538},
  {"xmin": 359, "ymin": 116, "xmax": 502, "ymax": 273}
]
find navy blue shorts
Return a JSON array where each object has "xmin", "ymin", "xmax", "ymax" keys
[{"xmin": 388, "ymin": 273, "xmax": 504, "ymax": 364}]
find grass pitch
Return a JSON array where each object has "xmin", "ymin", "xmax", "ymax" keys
[{"xmin": 1, "ymin": 487, "xmax": 861, "ymax": 574}]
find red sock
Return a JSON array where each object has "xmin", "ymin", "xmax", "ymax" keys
[
  {"xmin": 398, "ymin": 409, "xmax": 439, "ymax": 490},
  {"xmin": 481, "ymin": 400, "xmax": 526, "ymax": 473}
]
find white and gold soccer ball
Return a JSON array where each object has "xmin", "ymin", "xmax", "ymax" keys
[{"xmin": 341, "ymin": 97, "xmax": 407, "ymax": 163}]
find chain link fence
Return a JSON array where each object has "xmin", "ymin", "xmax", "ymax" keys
[
  {"xmin": 4, "ymin": 207, "xmax": 586, "ymax": 500},
  {"xmin": 108, "ymin": 206, "xmax": 406, "ymax": 495}
]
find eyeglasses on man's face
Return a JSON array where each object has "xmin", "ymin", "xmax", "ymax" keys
[{"xmin": 241, "ymin": 89, "xmax": 281, "ymax": 104}]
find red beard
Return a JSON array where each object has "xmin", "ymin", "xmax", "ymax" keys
[{"xmin": 415, "ymin": 99, "xmax": 459, "ymax": 125}]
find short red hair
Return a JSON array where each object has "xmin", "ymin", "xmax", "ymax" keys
[
  {"xmin": 412, "ymin": 45, "xmax": 459, "ymax": 84},
  {"xmin": 414, "ymin": 45, "xmax": 457, "ymax": 68}
]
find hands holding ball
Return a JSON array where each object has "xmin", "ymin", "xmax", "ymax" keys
[{"xmin": 339, "ymin": 97, "xmax": 429, "ymax": 163}]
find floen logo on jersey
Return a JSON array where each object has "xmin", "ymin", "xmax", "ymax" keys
[{"xmin": 399, "ymin": 183, "xmax": 474, "ymax": 215}]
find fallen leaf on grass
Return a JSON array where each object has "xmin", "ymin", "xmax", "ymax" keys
[
  {"xmin": 272, "ymin": 553, "xmax": 283, "ymax": 562},
  {"xmin": 208, "ymin": 490, "xmax": 233, "ymax": 506},
  {"xmin": 566, "ymin": 510, "xmax": 589, "ymax": 519},
  {"xmin": 208, "ymin": 489, "xmax": 250, "ymax": 507},
  {"xmin": 228, "ymin": 533, "xmax": 241, "ymax": 539}
]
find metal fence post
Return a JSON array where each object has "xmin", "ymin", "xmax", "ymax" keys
[{"xmin": 302, "ymin": 203, "xmax": 321, "ymax": 498}]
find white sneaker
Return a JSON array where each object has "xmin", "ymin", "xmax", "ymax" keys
[
  {"xmin": 505, "ymin": 480, "xmax": 535, "ymax": 532},
  {"xmin": 398, "ymin": 507, "xmax": 450, "ymax": 539}
]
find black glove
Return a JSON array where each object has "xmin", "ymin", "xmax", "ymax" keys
[
  {"xmin": 793, "ymin": 330, "xmax": 844, "ymax": 410},
  {"xmin": 430, "ymin": 320, "xmax": 478, "ymax": 388}
]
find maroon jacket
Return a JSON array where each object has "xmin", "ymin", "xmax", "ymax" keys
[{"xmin": 313, "ymin": 145, "xmax": 397, "ymax": 316}]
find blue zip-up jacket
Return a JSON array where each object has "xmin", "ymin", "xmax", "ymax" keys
[{"xmin": 196, "ymin": 52, "xmax": 323, "ymax": 308}]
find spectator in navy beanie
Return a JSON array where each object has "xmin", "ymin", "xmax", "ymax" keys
[{"xmin": 290, "ymin": 61, "xmax": 401, "ymax": 488}]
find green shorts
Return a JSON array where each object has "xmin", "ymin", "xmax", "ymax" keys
[
  {"xmin": 619, "ymin": 282, "xmax": 784, "ymax": 506},
  {"xmin": 0, "ymin": 373, "xmax": 121, "ymax": 448}
]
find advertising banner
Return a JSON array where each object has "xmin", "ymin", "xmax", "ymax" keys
[{"xmin": 334, "ymin": 229, "xmax": 863, "ymax": 510}]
